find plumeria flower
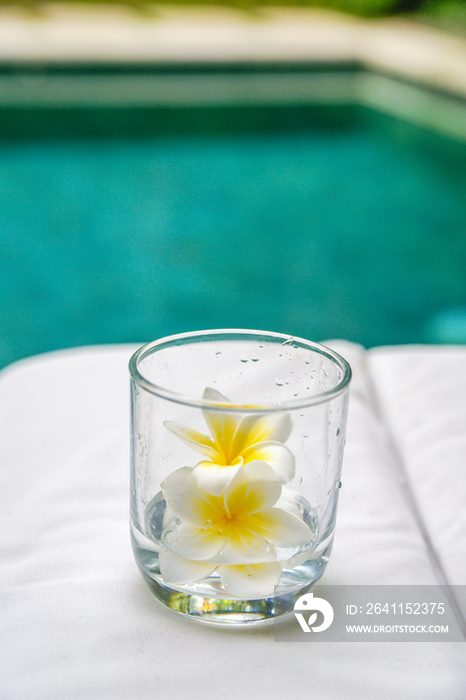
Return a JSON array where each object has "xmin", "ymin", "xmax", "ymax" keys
[
  {"xmin": 159, "ymin": 460, "xmax": 311, "ymax": 598},
  {"xmin": 164, "ymin": 387, "xmax": 295, "ymax": 496}
]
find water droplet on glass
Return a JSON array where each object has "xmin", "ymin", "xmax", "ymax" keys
[
  {"xmin": 285, "ymin": 379, "xmax": 290, "ymax": 385},
  {"xmin": 338, "ymin": 481, "xmax": 342, "ymax": 489},
  {"xmin": 336, "ymin": 428, "xmax": 340, "ymax": 436},
  {"xmin": 275, "ymin": 378, "xmax": 284, "ymax": 386},
  {"xmin": 251, "ymin": 355, "xmax": 259, "ymax": 362},
  {"xmin": 303, "ymin": 432, "xmax": 309, "ymax": 438},
  {"xmin": 240, "ymin": 354, "xmax": 248, "ymax": 363},
  {"xmin": 215, "ymin": 351, "xmax": 221, "ymax": 356},
  {"xmin": 206, "ymin": 519, "xmax": 212, "ymax": 525},
  {"xmin": 294, "ymin": 393, "xmax": 298, "ymax": 397},
  {"xmin": 305, "ymin": 359, "xmax": 310, "ymax": 365},
  {"xmin": 246, "ymin": 574, "xmax": 252, "ymax": 579}
]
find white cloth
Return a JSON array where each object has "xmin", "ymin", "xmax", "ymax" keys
[{"xmin": 0, "ymin": 342, "xmax": 465, "ymax": 700}]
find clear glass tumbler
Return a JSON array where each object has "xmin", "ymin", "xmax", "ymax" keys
[{"xmin": 129, "ymin": 329, "xmax": 351, "ymax": 626}]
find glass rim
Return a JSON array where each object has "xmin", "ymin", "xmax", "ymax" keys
[{"xmin": 129, "ymin": 328, "xmax": 352, "ymax": 412}]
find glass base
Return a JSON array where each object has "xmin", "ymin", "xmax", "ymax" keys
[
  {"xmin": 140, "ymin": 570, "xmax": 320, "ymax": 626},
  {"xmin": 131, "ymin": 527, "xmax": 332, "ymax": 626}
]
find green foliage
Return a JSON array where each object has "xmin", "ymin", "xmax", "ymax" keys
[
  {"xmin": 0, "ymin": 0, "xmax": 463, "ymax": 25},
  {"xmin": 307, "ymin": 0, "xmax": 399, "ymax": 17},
  {"xmin": 420, "ymin": 0, "xmax": 466, "ymax": 32},
  {"xmin": 0, "ymin": 0, "xmax": 403, "ymax": 16}
]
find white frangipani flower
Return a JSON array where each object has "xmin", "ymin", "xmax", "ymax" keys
[
  {"xmin": 164, "ymin": 387, "xmax": 295, "ymax": 496},
  {"xmin": 159, "ymin": 461, "xmax": 311, "ymax": 598}
]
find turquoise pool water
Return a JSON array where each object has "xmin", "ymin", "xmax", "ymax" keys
[{"xmin": 1, "ymin": 79, "xmax": 466, "ymax": 368}]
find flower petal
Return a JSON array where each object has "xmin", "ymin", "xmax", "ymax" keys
[
  {"xmin": 246, "ymin": 507, "xmax": 312, "ymax": 547},
  {"xmin": 203, "ymin": 417, "xmax": 240, "ymax": 464},
  {"xmin": 192, "ymin": 460, "xmax": 242, "ymax": 497},
  {"xmin": 165, "ymin": 525, "xmax": 227, "ymax": 561},
  {"xmin": 231, "ymin": 412, "xmax": 292, "ymax": 456},
  {"xmin": 240, "ymin": 441, "xmax": 295, "ymax": 483},
  {"xmin": 164, "ymin": 420, "xmax": 218, "ymax": 460},
  {"xmin": 161, "ymin": 467, "xmax": 223, "ymax": 527},
  {"xmin": 221, "ymin": 523, "xmax": 277, "ymax": 564},
  {"xmin": 224, "ymin": 460, "xmax": 282, "ymax": 516},
  {"xmin": 174, "ymin": 522, "xmax": 202, "ymax": 537},
  {"xmin": 159, "ymin": 550, "xmax": 217, "ymax": 584},
  {"xmin": 219, "ymin": 562, "xmax": 282, "ymax": 598},
  {"xmin": 274, "ymin": 487, "xmax": 302, "ymax": 517},
  {"xmin": 279, "ymin": 550, "xmax": 311, "ymax": 568},
  {"xmin": 203, "ymin": 387, "xmax": 231, "ymax": 404}
]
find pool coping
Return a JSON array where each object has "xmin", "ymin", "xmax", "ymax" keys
[{"xmin": 1, "ymin": 4, "xmax": 466, "ymax": 99}]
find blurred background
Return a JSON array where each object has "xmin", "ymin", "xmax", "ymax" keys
[{"xmin": 0, "ymin": 0, "xmax": 466, "ymax": 369}]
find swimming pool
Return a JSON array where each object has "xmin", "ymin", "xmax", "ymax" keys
[{"xmin": 1, "ymin": 63, "xmax": 466, "ymax": 368}]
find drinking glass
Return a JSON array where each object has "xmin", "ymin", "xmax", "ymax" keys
[{"xmin": 129, "ymin": 329, "xmax": 351, "ymax": 626}]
